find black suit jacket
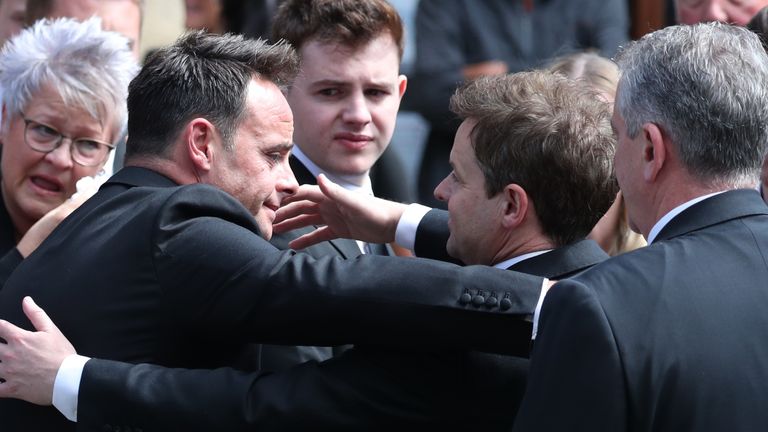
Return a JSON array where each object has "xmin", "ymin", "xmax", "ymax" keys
[
  {"xmin": 514, "ymin": 189, "xmax": 768, "ymax": 431},
  {"xmin": 0, "ymin": 166, "xmax": 543, "ymax": 431},
  {"xmin": 412, "ymin": 208, "xmax": 610, "ymax": 429},
  {"xmin": 0, "ymin": 195, "xmax": 22, "ymax": 284},
  {"xmin": 261, "ymin": 157, "xmax": 376, "ymax": 372},
  {"xmin": 470, "ymin": 239, "xmax": 608, "ymax": 430}
]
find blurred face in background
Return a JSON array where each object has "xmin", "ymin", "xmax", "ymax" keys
[
  {"xmin": 0, "ymin": 0, "xmax": 25, "ymax": 47},
  {"xmin": 184, "ymin": 0, "xmax": 224, "ymax": 33},
  {"xmin": 45, "ymin": 0, "xmax": 142, "ymax": 60},
  {"xmin": 286, "ymin": 33, "xmax": 406, "ymax": 179},
  {"xmin": 676, "ymin": 0, "xmax": 768, "ymax": 25}
]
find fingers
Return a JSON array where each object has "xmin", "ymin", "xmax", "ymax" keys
[
  {"xmin": 316, "ymin": 174, "xmax": 350, "ymax": 205},
  {"xmin": 288, "ymin": 226, "xmax": 337, "ymax": 250},
  {"xmin": 275, "ymin": 200, "xmax": 320, "ymax": 224},
  {"xmin": 280, "ymin": 184, "xmax": 325, "ymax": 206},
  {"xmin": 273, "ymin": 214, "xmax": 327, "ymax": 234},
  {"xmin": 22, "ymin": 297, "xmax": 57, "ymax": 334},
  {"xmin": 0, "ymin": 318, "xmax": 27, "ymax": 345}
]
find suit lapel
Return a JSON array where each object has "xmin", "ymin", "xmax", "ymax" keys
[
  {"xmin": 508, "ymin": 239, "xmax": 608, "ymax": 279},
  {"xmin": 655, "ymin": 189, "xmax": 768, "ymax": 242}
]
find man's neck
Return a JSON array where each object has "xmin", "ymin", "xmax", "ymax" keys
[{"xmin": 489, "ymin": 231, "xmax": 556, "ymax": 267}]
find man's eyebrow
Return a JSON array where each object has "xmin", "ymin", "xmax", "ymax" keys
[{"xmin": 265, "ymin": 142, "xmax": 294, "ymax": 153}]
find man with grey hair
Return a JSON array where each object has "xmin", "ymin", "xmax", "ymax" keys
[{"xmin": 512, "ymin": 22, "xmax": 768, "ymax": 431}]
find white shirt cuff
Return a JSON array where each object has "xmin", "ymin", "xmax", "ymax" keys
[
  {"xmin": 52, "ymin": 354, "xmax": 90, "ymax": 422},
  {"xmin": 394, "ymin": 203, "xmax": 432, "ymax": 251},
  {"xmin": 531, "ymin": 278, "xmax": 552, "ymax": 340}
]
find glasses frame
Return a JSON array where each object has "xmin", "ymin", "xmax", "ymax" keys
[{"xmin": 19, "ymin": 111, "xmax": 115, "ymax": 167}]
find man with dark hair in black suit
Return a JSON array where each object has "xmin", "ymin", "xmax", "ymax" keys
[{"xmin": 0, "ymin": 28, "xmax": 544, "ymax": 431}]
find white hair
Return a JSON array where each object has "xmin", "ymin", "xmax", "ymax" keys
[{"xmin": 0, "ymin": 17, "xmax": 137, "ymax": 141}]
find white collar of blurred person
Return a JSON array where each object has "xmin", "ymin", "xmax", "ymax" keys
[{"xmin": 292, "ymin": 144, "xmax": 373, "ymax": 196}]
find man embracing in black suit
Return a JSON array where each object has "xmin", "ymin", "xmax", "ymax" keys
[
  {"xmin": 0, "ymin": 28, "xmax": 544, "ymax": 432},
  {"xmin": 408, "ymin": 71, "xmax": 616, "ymax": 429}
]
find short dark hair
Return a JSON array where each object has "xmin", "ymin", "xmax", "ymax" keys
[
  {"xmin": 125, "ymin": 31, "xmax": 298, "ymax": 159},
  {"xmin": 450, "ymin": 71, "xmax": 617, "ymax": 247},
  {"xmin": 271, "ymin": 0, "xmax": 404, "ymax": 60}
]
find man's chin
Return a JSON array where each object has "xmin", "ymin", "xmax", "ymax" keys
[{"xmin": 254, "ymin": 218, "xmax": 273, "ymax": 240}]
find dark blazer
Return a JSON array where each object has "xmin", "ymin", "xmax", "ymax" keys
[
  {"xmin": 0, "ymin": 166, "xmax": 543, "ymax": 432},
  {"xmin": 470, "ymin": 239, "xmax": 608, "ymax": 430},
  {"xmin": 514, "ymin": 189, "xmax": 768, "ymax": 431},
  {"xmin": 260, "ymin": 156, "xmax": 375, "ymax": 372},
  {"xmin": 412, "ymin": 208, "xmax": 610, "ymax": 430},
  {"xmin": 0, "ymin": 196, "xmax": 22, "ymax": 284}
]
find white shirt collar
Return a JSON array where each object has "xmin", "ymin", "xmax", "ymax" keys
[
  {"xmin": 493, "ymin": 249, "xmax": 553, "ymax": 269},
  {"xmin": 645, "ymin": 191, "xmax": 725, "ymax": 244},
  {"xmin": 291, "ymin": 145, "xmax": 373, "ymax": 195}
]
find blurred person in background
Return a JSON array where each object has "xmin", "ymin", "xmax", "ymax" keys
[
  {"xmin": 0, "ymin": 0, "xmax": 25, "ymax": 47},
  {"xmin": 548, "ymin": 52, "xmax": 647, "ymax": 256},
  {"xmin": 0, "ymin": 17, "xmax": 136, "ymax": 282},
  {"xmin": 408, "ymin": 0, "xmax": 628, "ymax": 207},
  {"xmin": 676, "ymin": 0, "xmax": 768, "ymax": 25}
]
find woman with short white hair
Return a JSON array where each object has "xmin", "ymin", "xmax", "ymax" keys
[{"xmin": 0, "ymin": 17, "xmax": 136, "ymax": 281}]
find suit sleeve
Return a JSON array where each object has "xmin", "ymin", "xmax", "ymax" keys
[
  {"xmin": 512, "ymin": 279, "xmax": 626, "ymax": 431},
  {"xmin": 78, "ymin": 348, "xmax": 472, "ymax": 432},
  {"xmin": 408, "ymin": 0, "xmax": 466, "ymax": 128},
  {"xmin": 153, "ymin": 185, "xmax": 540, "ymax": 356},
  {"xmin": 0, "ymin": 248, "xmax": 23, "ymax": 288},
  {"xmin": 413, "ymin": 209, "xmax": 461, "ymax": 264}
]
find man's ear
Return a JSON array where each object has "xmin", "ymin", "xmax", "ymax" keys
[
  {"xmin": 641, "ymin": 122, "xmax": 667, "ymax": 183},
  {"xmin": 397, "ymin": 74, "xmax": 408, "ymax": 99},
  {"xmin": 185, "ymin": 118, "xmax": 217, "ymax": 173},
  {"xmin": 501, "ymin": 184, "xmax": 528, "ymax": 229}
]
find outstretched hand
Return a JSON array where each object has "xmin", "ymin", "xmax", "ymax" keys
[
  {"xmin": 0, "ymin": 297, "xmax": 76, "ymax": 405},
  {"xmin": 274, "ymin": 174, "xmax": 408, "ymax": 250}
]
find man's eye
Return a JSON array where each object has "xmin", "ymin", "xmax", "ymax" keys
[
  {"xmin": 318, "ymin": 88, "xmax": 341, "ymax": 97},
  {"xmin": 268, "ymin": 152, "xmax": 283, "ymax": 164},
  {"xmin": 365, "ymin": 89, "xmax": 388, "ymax": 97}
]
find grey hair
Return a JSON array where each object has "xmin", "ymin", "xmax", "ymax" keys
[
  {"xmin": 615, "ymin": 22, "xmax": 768, "ymax": 187},
  {"xmin": 0, "ymin": 17, "xmax": 137, "ymax": 141}
]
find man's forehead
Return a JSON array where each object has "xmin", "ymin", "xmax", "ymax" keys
[{"xmin": 299, "ymin": 34, "xmax": 400, "ymax": 65}]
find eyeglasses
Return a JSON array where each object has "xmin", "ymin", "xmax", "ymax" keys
[{"xmin": 20, "ymin": 112, "xmax": 115, "ymax": 167}]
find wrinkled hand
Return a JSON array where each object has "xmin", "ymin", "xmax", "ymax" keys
[
  {"xmin": 274, "ymin": 174, "xmax": 408, "ymax": 249},
  {"xmin": 0, "ymin": 297, "xmax": 76, "ymax": 405},
  {"xmin": 16, "ymin": 176, "xmax": 101, "ymax": 258}
]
